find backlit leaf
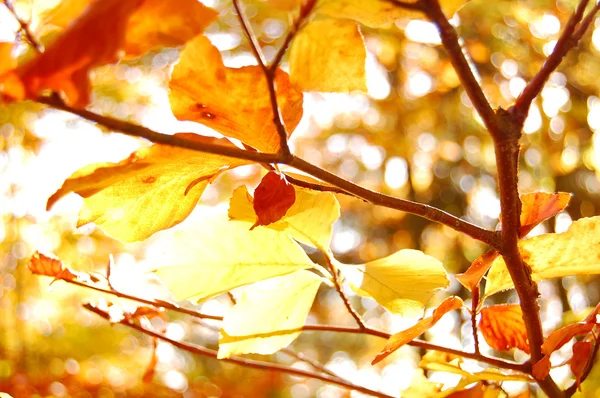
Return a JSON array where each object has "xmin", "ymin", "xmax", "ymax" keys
[
  {"xmin": 401, "ymin": 369, "xmax": 443, "ymax": 398},
  {"xmin": 289, "ymin": 19, "xmax": 366, "ymax": 92},
  {"xmin": 252, "ymin": 171, "xmax": 296, "ymax": 229},
  {"xmin": 349, "ymin": 249, "xmax": 449, "ymax": 317},
  {"xmin": 519, "ymin": 192, "xmax": 571, "ymax": 237},
  {"xmin": 569, "ymin": 341, "xmax": 593, "ymax": 391},
  {"xmin": 372, "ymin": 296, "xmax": 463, "ymax": 364},
  {"xmin": 315, "ymin": 0, "xmax": 468, "ymax": 28},
  {"xmin": 169, "ymin": 35, "xmax": 303, "ymax": 153},
  {"xmin": 218, "ymin": 270, "xmax": 321, "ymax": 358},
  {"xmin": 486, "ymin": 216, "xmax": 600, "ymax": 296},
  {"xmin": 1, "ymin": 0, "xmax": 144, "ymax": 107},
  {"xmin": 154, "ymin": 213, "xmax": 315, "ymax": 302},
  {"xmin": 27, "ymin": 251, "xmax": 96, "ymax": 284},
  {"xmin": 47, "ymin": 134, "xmax": 249, "ymax": 242},
  {"xmin": 0, "ymin": 42, "xmax": 15, "ymax": 75},
  {"xmin": 455, "ymin": 250, "xmax": 499, "ymax": 291},
  {"xmin": 228, "ymin": 184, "xmax": 340, "ymax": 249},
  {"xmin": 479, "ymin": 304, "xmax": 530, "ymax": 353}
]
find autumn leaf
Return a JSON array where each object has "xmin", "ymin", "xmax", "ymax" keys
[
  {"xmin": 27, "ymin": 251, "xmax": 97, "ymax": 284},
  {"xmin": 1, "ymin": 0, "xmax": 144, "ymax": 108},
  {"xmin": 569, "ymin": 341, "xmax": 593, "ymax": 391},
  {"xmin": 372, "ymin": 296, "xmax": 463, "ymax": 364},
  {"xmin": 169, "ymin": 35, "xmax": 303, "ymax": 153},
  {"xmin": 289, "ymin": 19, "xmax": 367, "ymax": 93},
  {"xmin": 154, "ymin": 213, "xmax": 315, "ymax": 302},
  {"xmin": 315, "ymin": 0, "xmax": 468, "ymax": 28},
  {"xmin": 479, "ymin": 304, "xmax": 530, "ymax": 353},
  {"xmin": 519, "ymin": 192, "xmax": 571, "ymax": 237},
  {"xmin": 218, "ymin": 270, "xmax": 321, "ymax": 358},
  {"xmin": 41, "ymin": 0, "xmax": 218, "ymax": 58},
  {"xmin": 228, "ymin": 184, "xmax": 340, "ymax": 249},
  {"xmin": 0, "ymin": 42, "xmax": 15, "ymax": 75},
  {"xmin": 455, "ymin": 250, "xmax": 499, "ymax": 292},
  {"xmin": 401, "ymin": 369, "xmax": 443, "ymax": 398},
  {"xmin": 47, "ymin": 134, "xmax": 249, "ymax": 242},
  {"xmin": 251, "ymin": 172, "xmax": 296, "ymax": 230},
  {"xmin": 486, "ymin": 216, "xmax": 600, "ymax": 296},
  {"xmin": 346, "ymin": 249, "xmax": 449, "ymax": 317}
]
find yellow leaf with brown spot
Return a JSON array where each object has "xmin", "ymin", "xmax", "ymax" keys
[
  {"xmin": 289, "ymin": 19, "xmax": 366, "ymax": 93},
  {"xmin": 47, "ymin": 134, "xmax": 249, "ymax": 242},
  {"xmin": 218, "ymin": 270, "xmax": 321, "ymax": 358},
  {"xmin": 486, "ymin": 216, "xmax": 600, "ymax": 296},
  {"xmin": 169, "ymin": 35, "xmax": 303, "ymax": 153}
]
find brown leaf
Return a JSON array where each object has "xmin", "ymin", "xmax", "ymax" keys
[
  {"xmin": 169, "ymin": 35, "xmax": 303, "ymax": 153},
  {"xmin": 372, "ymin": 296, "xmax": 463, "ymax": 364},
  {"xmin": 1, "ymin": 0, "xmax": 144, "ymax": 107},
  {"xmin": 252, "ymin": 172, "xmax": 296, "ymax": 229},
  {"xmin": 27, "ymin": 251, "xmax": 77, "ymax": 281},
  {"xmin": 519, "ymin": 192, "xmax": 571, "ymax": 237},
  {"xmin": 532, "ymin": 354, "xmax": 551, "ymax": 380},
  {"xmin": 569, "ymin": 341, "xmax": 593, "ymax": 391},
  {"xmin": 455, "ymin": 249, "xmax": 499, "ymax": 291},
  {"xmin": 479, "ymin": 304, "xmax": 530, "ymax": 353}
]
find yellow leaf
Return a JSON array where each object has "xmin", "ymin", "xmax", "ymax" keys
[
  {"xmin": 289, "ymin": 19, "xmax": 366, "ymax": 93},
  {"xmin": 169, "ymin": 35, "xmax": 303, "ymax": 153},
  {"xmin": 228, "ymin": 184, "xmax": 340, "ymax": 249},
  {"xmin": 486, "ymin": 216, "xmax": 600, "ymax": 296},
  {"xmin": 346, "ymin": 249, "xmax": 449, "ymax": 316},
  {"xmin": 315, "ymin": 0, "xmax": 468, "ymax": 28},
  {"xmin": 47, "ymin": 134, "xmax": 249, "ymax": 242},
  {"xmin": 218, "ymin": 270, "xmax": 321, "ymax": 358},
  {"xmin": 42, "ymin": 0, "xmax": 218, "ymax": 58},
  {"xmin": 154, "ymin": 213, "xmax": 315, "ymax": 302}
]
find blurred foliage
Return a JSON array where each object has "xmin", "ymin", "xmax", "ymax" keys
[{"xmin": 2, "ymin": 0, "xmax": 600, "ymax": 396}]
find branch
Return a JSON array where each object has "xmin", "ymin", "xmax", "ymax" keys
[
  {"xmin": 232, "ymin": 0, "xmax": 291, "ymax": 158},
  {"xmin": 511, "ymin": 0, "xmax": 598, "ymax": 126},
  {"xmin": 422, "ymin": 0, "xmax": 500, "ymax": 137},
  {"xmin": 2, "ymin": 0, "xmax": 44, "ymax": 53},
  {"xmin": 471, "ymin": 286, "xmax": 481, "ymax": 355},
  {"xmin": 324, "ymin": 255, "xmax": 366, "ymax": 329},
  {"xmin": 36, "ymin": 96, "xmax": 500, "ymax": 248},
  {"xmin": 84, "ymin": 303, "xmax": 395, "ymax": 398}
]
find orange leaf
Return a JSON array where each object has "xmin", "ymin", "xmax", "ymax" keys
[
  {"xmin": 479, "ymin": 304, "xmax": 530, "ymax": 353},
  {"xmin": 455, "ymin": 249, "xmax": 499, "ymax": 291},
  {"xmin": 519, "ymin": 192, "xmax": 571, "ymax": 237},
  {"xmin": 569, "ymin": 341, "xmax": 593, "ymax": 391},
  {"xmin": 2, "ymin": 0, "xmax": 144, "ymax": 107},
  {"xmin": 169, "ymin": 35, "xmax": 303, "ymax": 153},
  {"xmin": 532, "ymin": 355, "xmax": 551, "ymax": 381},
  {"xmin": 27, "ymin": 251, "xmax": 77, "ymax": 281},
  {"xmin": 372, "ymin": 296, "xmax": 463, "ymax": 364},
  {"xmin": 252, "ymin": 172, "xmax": 296, "ymax": 229}
]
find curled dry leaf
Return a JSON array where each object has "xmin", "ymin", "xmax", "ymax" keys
[
  {"xmin": 479, "ymin": 304, "xmax": 530, "ymax": 353},
  {"xmin": 371, "ymin": 296, "xmax": 463, "ymax": 364},
  {"xmin": 47, "ymin": 134, "xmax": 249, "ymax": 242},
  {"xmin": 251, "ymin": 172, "xmax": 296, "ymax": 230},
  {"xmin": 569, "ymin": 340, "xmax": 593, "ymax": 391},
  {"xmin": 169, "ymin": 35, "xmax": 303, "ymax": 153},
  {"xmin": 27, "ymin": 251, "xmax": 78, "ymax": 281},
  {"xmin": 1, "ymin": 0, "xmax": 144, "ymax": 108},
  {"xmin": 455, "ymin": 249, "xmax": 499, "ymax": 292}
]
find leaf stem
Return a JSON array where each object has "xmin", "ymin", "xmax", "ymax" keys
[
  {"xmin": 471, "ymin": 286, "xmax": 481, "ymax": 355},
  {"xmin": 84, "ymin": 303, "xmax": 395, "ymax": 398}
]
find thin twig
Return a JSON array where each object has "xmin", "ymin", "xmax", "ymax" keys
[
  {"xmin": 232, "ymin": 0, "xmax": 291, "ymax": 157},
  {"xmin": 84, "ymin": 303, "xmax": 394, "ymax": 398},
  {"xmin": 471, "ymin": 286, "xmax": 481, "ymax": 355},
  {"xmin": 511, "ymin": 0, "xmax": 596, "ymax": 127},
  {"xmin": 2, "ymin": 0, "xmax": 44, "ymax": 53},
  {"xmin": 36, "ymin": 96, "xmax": 499, "ymax": 248},
  {"xmin": 324, "ymin": 255, "xmax": 366, "ymax": 329}
]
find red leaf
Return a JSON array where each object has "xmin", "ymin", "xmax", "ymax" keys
[
  {"xmin": 479, "ymin": 304, "xmax": 530, "ymax": 353},
  {"xmin": 569, "ymin": 341, "xmax": 593, "ymax": 391},
  {"xmin": 519, "ymin": 192, "xmax": 571, "ymax": 237},
  {"xmin": 252, "ymin": 171, "xmax": 296, "ymax": 229},
  {"xmin": 372, "ymin": 296, "xmax": 463, "ymax": 364}
]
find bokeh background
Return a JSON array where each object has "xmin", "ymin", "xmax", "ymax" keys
[{"xmin": 2, "ymin": 0, "xmax": 600, "ymax": 396}]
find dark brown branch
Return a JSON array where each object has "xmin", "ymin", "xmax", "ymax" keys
[
  {"xmin": 422, "ymin": 0, "xmax": 500, "ymax": 137},
  {"xmin": 471, "ymin": 286, "xmax": 481, "ymax": 355},
  {"xmin": 324, "ymin": 255, "xmax": 366, "ymax": 329},
  {"xmin": 232, "ymin": 0, "xmax": 291, "ymax": 158},
  {"xmin": 84, "ymin": 303, "xmax": 395, "ymax": 398},
  {"xmin": 284, "ymin": 173, "xmax": 356, "ymax": 196},
  {"xmin": 512, "ymin": 0, "xmax": 596, "ymax": 127},
  {"xmin": 2, "ymin": 0, "xmax": 43, "ymax": 53},
  {"xmin": 36, "ymin": 96, "xmax": 499, "ymax": 248}
]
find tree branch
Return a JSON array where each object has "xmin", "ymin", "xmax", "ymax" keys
[
  {"xmin": 36, "ymin": 96, "xmax": 499, "ymax": 248},
  {"xmin": 84, "ymin": 303, "xmax": 395, "ymax": 398},
  {"xmin": 471, "ymin": 286, "xmax": 481, "ymax": 355},
  {"xmin": 422, "ymin": 0, "xmax": 500, "ymax": 137},
  {"xmin": 511, "ymin": 0, "xmax": 597, "ymax": 127},
  {"xmin": 2, "ymin": 0, "xmax": 44, "ymax": 53},
  {"xmin": 232, "ymin": 0, "xmax": 292, "ymax": 158},
  {"xmin": 324, "ymin": 255, "xmax": 366, "ymax": 329}
]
